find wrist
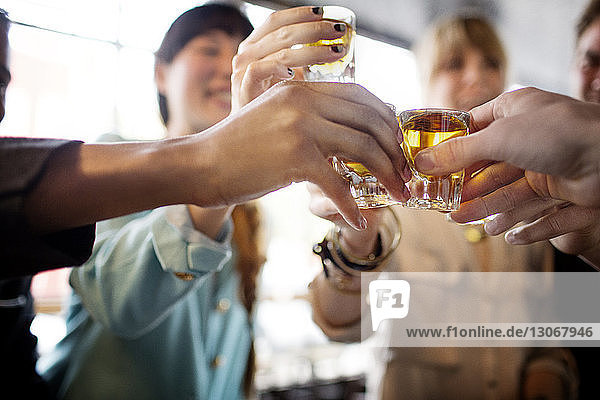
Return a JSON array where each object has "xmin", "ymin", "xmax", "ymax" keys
[
  {"xmin": 332, "ymin": 207, "xmax": 400, "ymax": 271},
  {"xmin": 313, "ymin": 208, "xmax": 401, "ymax": 292},
  {"xmin": 163, "ymin": 134, "xmax": 220, "ymax": 207},
  {"xmin": 338, "ymin": 225, "xmax": 381, "ymax": 258}
]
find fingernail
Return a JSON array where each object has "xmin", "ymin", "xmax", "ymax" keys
[
  {"xmin": 287, "ymin": 68, "xmax": 294, "ymax": 77},
  {"xmin": 505, "ymin": 228, "xmax": 524, "ymax": 245},
  {"xmin": 484, "ymin": 218, "xmax": 499, "ymax": 235},
  {"xmin": 414, "ymin": 150, "xmax": 435, "ymax": 172},
  {"xmin": 312, "ymin": 7, "xmax": 322, "ymax": 15},
  {"xmin": 359, "ymin": 216, "xmax": 368, "ymax": 230},
  {"xmin": 331, "ymin": 45, "xmax": 343, "ymax": 53},
  {"xmin": 334, "ymin": 23, "xmax": 346, "ymax": 32}
]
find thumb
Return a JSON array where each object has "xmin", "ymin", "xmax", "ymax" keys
[{"xmin": 414, "ymin": 134, "xmax": 483, "ymax": 176}]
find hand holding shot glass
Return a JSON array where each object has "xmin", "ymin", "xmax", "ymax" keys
[
  {"xmin": 298, "ymin": 6, "xmax": 400, "ymax": 208},
  {"xmin": 282, "ymin": 6, "xmax": 470, "ymax": 213},
  {"xmin": 332, "ymin": 106, "xmax": 471, "ymax": 212}
]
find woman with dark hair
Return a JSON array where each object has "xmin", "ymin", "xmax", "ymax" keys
[{"xmin": 38, "ymin": 4, "xmax": 374, "ymax": 399}]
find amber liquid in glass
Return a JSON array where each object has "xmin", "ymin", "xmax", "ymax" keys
[
  {"xmin": 398, "ymin": 111, "xmax": 469, "ymax": 211},
  {"xmin": 401, "ymin": 113, "xmax": 468, "ymax": 178},
  {"xmin": 305, "ymin": 20, "xmax": 355, "ymax": 80}
]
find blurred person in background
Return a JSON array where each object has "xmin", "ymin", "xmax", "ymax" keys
[
  {"xmin": 39, "ymin": 4, "xmax": 402, "ymax": 399},
  {"xmin": 308, "ymin": 15, "xmax": 578, "ymax": 400},
  {"xmin": 572, "ymin": 0, "xmax": 600, "ymax": 103},
  {"xmin": 557, "ymin": 0, "xmax": 600, "ymax": 380}
]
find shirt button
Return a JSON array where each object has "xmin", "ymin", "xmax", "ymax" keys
[
  {"xmin": 216, "ymin": 298, "xmax": 231, "ymax": 313},
  {"xmin": 174, "ymin": 272, "xmax": 195, "ymax": 281},
  {"xmin": 211, "ymin": 355, "xmax": 225, "ymax": 368}
]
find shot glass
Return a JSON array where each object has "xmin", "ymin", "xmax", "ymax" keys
[
  {"xmin": 302, "ymin": 6, "xmax": 355, "ymax": 82},
  {"xmin": 331, "ymin": 104, "xmax": 400, "ymax": 209},
  {"xmin": 399, "ymin": 108, "xmax": 470, "ymax": 212}
]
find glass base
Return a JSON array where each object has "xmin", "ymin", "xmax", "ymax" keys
[
  {"xmin": 403, "ymin": 198, "xmax": 456, "ymax": 212},
  {"xmin": 303, "ymin": 64, "xmax": 354, "ymax": 83},
  {"xmin": 332, "ymin": 157, "xmax": 398, "ymax": 209},
  {"xmin": 403, "ymin": 174, "xmax": 464, "ymax": 212},
  {"xmin": 353, "ymin": 195, "xmax": 398, "ymax": 209},
  {"xmin": 351, "ymin": 181, "xmax": 399, "ymax": 209}
]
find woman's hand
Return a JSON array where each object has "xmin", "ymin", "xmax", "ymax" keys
[{"xmin": 231, "ymin": 6, "xmax": 348, "ymax": 110}]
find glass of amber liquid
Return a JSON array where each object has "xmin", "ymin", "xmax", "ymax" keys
[
  {"xmin": 332, "ymin": 103, "xmax": 401, "ymax": 209},
  {"xmin": 302, "ymin": 6, "xmax": 355, "ymax": 82},
  {"xmin": 399, "ymin": 108, "xmax": 470, "ymax": 211}
]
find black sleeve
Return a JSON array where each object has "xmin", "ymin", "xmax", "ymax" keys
[
  {"xmin": 0, "ymin": 137, "xmax": 95, "ymax": 278},
  {"xmin": 553, "ymin": 247, "xmax": 600, "ymax": 399}
]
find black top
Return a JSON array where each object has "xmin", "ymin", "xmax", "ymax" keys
[
  {"xmin": 0, "ymin": 138, "xmax": 95, "ymax": 279},
  {"xmin": 0, "ymin": 138, "xmax": 96, "ymax": 398}
]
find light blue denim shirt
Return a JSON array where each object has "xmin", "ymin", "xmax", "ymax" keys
[{"xmin": 39, "ymin": 205, "xmax": 251, "ymax": 400}]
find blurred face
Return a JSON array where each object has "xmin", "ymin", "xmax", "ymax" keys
[
  {"xmin": 572, "ymin": 18, "xmax": 600, "ymax": 103},
  {"xmin": 0, "ymin": 29, "xmax": 10, "ymax": 123},
  {"xmin": 156, "ymin": 29, "xmax": 243, "ymax": 136},
  {"xmin": 427, "ymin": 46, "xmax": 505, "ymax": 111}
]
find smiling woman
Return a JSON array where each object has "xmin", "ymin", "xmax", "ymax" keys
[{"xmin": 154, "ymin": 7, "xmax": 252, "ymax": 134}]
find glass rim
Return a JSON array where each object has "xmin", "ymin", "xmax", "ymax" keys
[
  {"xmin": 322, "ymin": 5, "xmax": 356, "ymax": 21},
  {"xmin": 397, "ymin": 107, "xmax": 470, "ymax": 128},
  {"xmin": 398, "ymin": 107, "xmax": 470, "ymax": 117}
]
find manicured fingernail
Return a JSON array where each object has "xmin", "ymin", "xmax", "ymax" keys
[
  {"xmin": 287, "ymin": 68, "xmax": 294, "ymax": 77},
  {"xmin": 334, "ymin": 23, "xmax": 346, "ymax": 32},
  {"xmin": 414, "ymin": 150, "xmax": 435, "ymax": 172},
  {"xmin": 312, "ymin": 7, "xmax": 322, "ymax": 15},
  {"xmin": 331, "ymin": 45, "xmax": 343, "ymax": 53}
]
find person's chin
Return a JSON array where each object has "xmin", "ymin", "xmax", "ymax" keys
[
  {"xmin": 199, "ymin": 101, "xmax": 229, "ymax": 120},
  {"xmin": 209, "ymin": 99, "xmax": 231, "ymax": 115},
  {"xmin": 458, "ymin": 96, "xmax": 494, "ymax": 111}
]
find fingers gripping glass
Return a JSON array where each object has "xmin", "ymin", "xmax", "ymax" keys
[
  {"xmin": 302, "ymin": 6, "xmax": 356, "ymax": 83},
  {"xmin": 332, "ymin": 104, "xmax": 401, "ymax": 209}
]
